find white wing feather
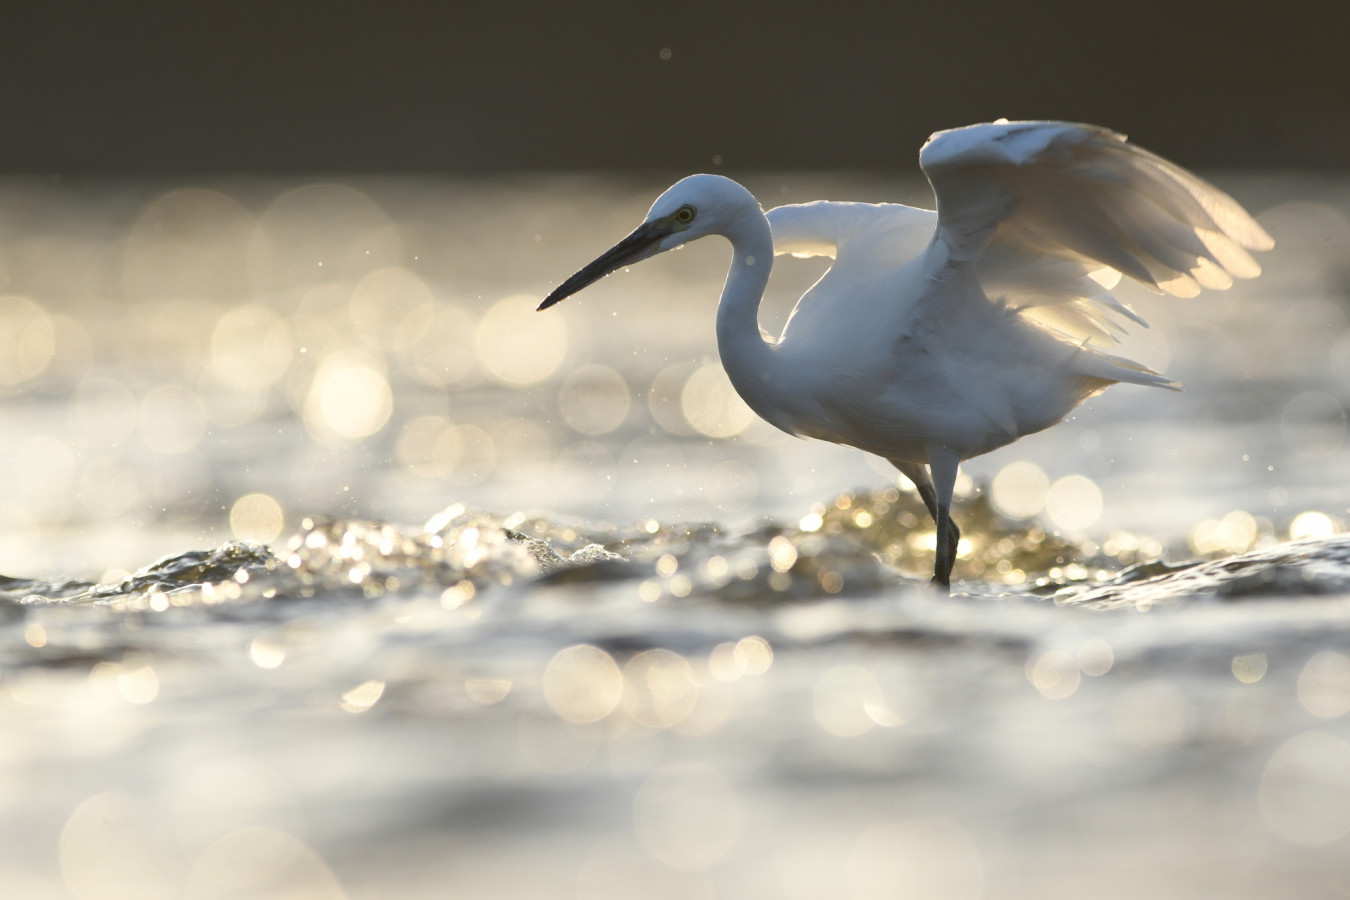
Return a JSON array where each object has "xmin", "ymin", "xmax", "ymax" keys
[
  {"xmin": 919, "ymin": 121, "xmax": 1273, "ymax": 342},
  {"xmin": 766, "ymin": 200, "xmax": 935, "ymax": 267}
]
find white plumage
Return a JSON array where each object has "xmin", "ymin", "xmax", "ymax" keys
[{"xmin": 539, "ymin": 121, "xmax": 1272, "ymax": 589}]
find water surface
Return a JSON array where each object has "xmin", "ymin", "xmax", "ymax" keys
[{"xmin": 0, "ymin": 173, "xmax": 1348, "ymax": 898}]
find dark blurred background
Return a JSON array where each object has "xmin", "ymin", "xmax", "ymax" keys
[{"xmin": 4, "ymin": 0, "xmax": 1347, "ymax": 174}]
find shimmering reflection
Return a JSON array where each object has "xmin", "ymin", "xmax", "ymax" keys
[
  {"xmin": 632, "ymin": 763, "xmax": 740, "ymax": 870},
  {"xmin": 1259, "ymin": 731, "xmax": 1350, "ymax": 846},
  {"xmin": 846, "ymin": 818, "xmax": 982, "ymax": 900},
  {"xmin": 543, "ymin": 644, "xmax": 623, "ymax": 724}
]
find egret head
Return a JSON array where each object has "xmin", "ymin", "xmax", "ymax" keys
[{"xmin": 538, "ymin": 174, "xmax": 759, "ymax": 310}]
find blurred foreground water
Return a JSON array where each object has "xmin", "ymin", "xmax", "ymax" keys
[{"xmin": 0, "ymin": 173, "xmax": 1349, "ymax": 898}]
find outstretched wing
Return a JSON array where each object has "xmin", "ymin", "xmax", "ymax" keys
[
  {"xmin": 919, "ymin": 120, "xmax": 1273, "ymax": 342},
  {"xmin": 766, "ymin": 200, "xmax": 936, "ymax": 269}
]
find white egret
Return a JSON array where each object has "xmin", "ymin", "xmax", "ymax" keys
[{"xmin": 538, "ymin": 121, "xmax": 1272, "ymax": 590}]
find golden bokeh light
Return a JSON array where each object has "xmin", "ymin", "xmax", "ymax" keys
[
  {"xmin": 395, "ymin": 416, "xmax": 495, "ymax": 484},
  {"xmin": 208, "ymin": 304, "xmax": 294, "ymax": 389},
  {"xmin": 733, "ymin": 636, "xmax": 773, "ymax": 675},
  {"xmin": 340, "ymin": 680, "xmax": 386, "ymax": 714},
  {"xmin": 1190, "ymin": 510, "xmax": 1260, "ymax": 555},
  {"xmin": 1290, "ymin": 510, "xmax": 1337, "ymax": 541},
  {"xmin": 621, "ymin": 649, "xmax": 698, "ymax": 728},
  {"xmin": 248, "ymin": 637, "xmax": 286, "ymax": 669},
  {"xmin": 1044, "ymin": 474, "xmax": 1103, "ymax": 532},
  {"xmin": 230, "ymin": 493, "xmax": 285, "ymax": 544},
  {"xmin": 680, "ymin": 363, "xmax": 755, "ymax": 438},
  {"xmin": 303, "ymin": 354, "xmax": 393, "ymax": 445},
  {"xmin": 476, "ymin": 295, "xmax": 568, "ymax": 385},
  {"xmin": 117, "ymin": 664, "xmax": 160, "ymax": 705},
  {"xmin": 1027, "ymin": 650, "xmax": 1080, "ymax": 700},
  {"xmin": 1076, "ymin": 639, "xmax": 1114, "ymax": 676},
  {"xmin": 542, "ymin": 644, "xmax": 623, "ymax": 724},
  {"xmin": 1297, "ymin": 651, "xmax": 1350, "ymax": 718},
  {"xmin": 464, "ymin": 678, "xmax": 512, "ymax": 705},
  {"xmin": 1232, "ymin": 652, "xmax": 1269, "ymax": 684},
  {"xmin": 989, "ymin": 461, "xmax": 1049, "ymax": 519},
  {"xmin": 647, "ymin": 363, "xmax": 698, "ymax": 435}
]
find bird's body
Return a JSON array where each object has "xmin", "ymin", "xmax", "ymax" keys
[{"xmin": 539, "ymin": 121, "xmax": 1272, "ymax": 589}]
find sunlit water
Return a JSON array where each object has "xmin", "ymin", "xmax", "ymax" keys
[{"xmin": 1, "ymin": 173, "xmax": 1349, "ymax": 898}]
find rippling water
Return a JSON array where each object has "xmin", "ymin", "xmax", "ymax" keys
[{"xmin": 1, "ymin": 174, "xmax": 1349, "ymax": 898}]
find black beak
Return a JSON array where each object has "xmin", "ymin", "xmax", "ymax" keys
[{"xmin": 538, "ymin": 219, "xmax": 670, "ymax": 310}]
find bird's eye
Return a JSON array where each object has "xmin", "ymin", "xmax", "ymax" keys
[{"xmin": 675, "ymin": 206, "xmax": 696, "ymax": 223}]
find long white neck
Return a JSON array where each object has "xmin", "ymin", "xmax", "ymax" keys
[{"xmin": 713, "ymin": 210, "xmax": 796, "ymax": 434}]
